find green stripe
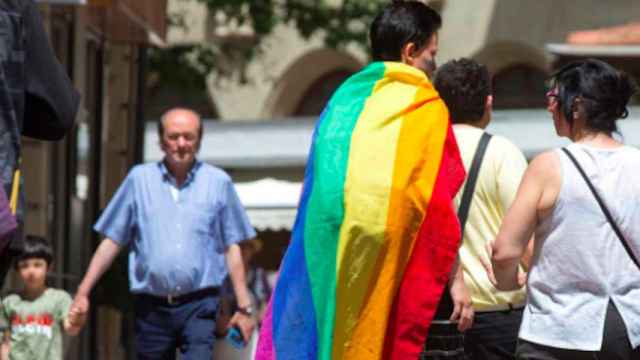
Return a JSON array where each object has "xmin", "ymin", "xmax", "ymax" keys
[{"xmin": 304, "ymin": 62, "xmax": 387, "ymax": 360}]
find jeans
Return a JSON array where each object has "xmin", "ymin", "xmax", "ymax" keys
[{"xmin": 134, "ymin": 291, "xmax": 219, "ymax": 360}]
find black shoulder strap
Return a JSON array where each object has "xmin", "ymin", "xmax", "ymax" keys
[
  {"xmin": 457, "ymin": 132, "xmax": 492, "ymax": 234},
  {"xmin": 561, "ymin": 148, "xmax": 640, "ymax": 271}
]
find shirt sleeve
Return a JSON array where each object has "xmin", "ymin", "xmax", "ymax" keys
[
  {"xmin": 56, "ymin": 291, "xmax": 72, "ymax": 323},
  {"xmin": 220, "ymin": 179, "xmax": 256, "ymax": 247},
  {"xmin": 495, "ymin": 138, "xmax": 528, "ymax": 215},
  {"xmin": 22, "ymin": 0, "xmax": 79, "ymax": 141},
  {"xmin": 94, "ymin": 171, "xmax": 137, "ymax": 246}
]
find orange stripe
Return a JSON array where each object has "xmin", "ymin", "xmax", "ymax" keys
[
  {"xmin": 343, "ymin": 89, "xmax": 449, "ymax": 359},
  {"xmin": 331, "ymin": 79, "xmax": 417, "ymax": 359}
]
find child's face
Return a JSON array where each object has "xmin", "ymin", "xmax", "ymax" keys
[{"xmin": 17, "ymin": 258, "xmax": 49, "ymax": 290}]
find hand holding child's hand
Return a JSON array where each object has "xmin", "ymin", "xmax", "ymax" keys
[{"xmin": 67, "ymin": 305, "xmax": 86, "ymax": 328}]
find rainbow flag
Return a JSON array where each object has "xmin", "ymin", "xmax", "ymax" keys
[{"xmin": 256, "ymin": 62, "xmax": 465, "ymax": 360}]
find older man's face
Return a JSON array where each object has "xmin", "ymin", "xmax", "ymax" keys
[{"xmin": 160, "ymin": 111, "xmax": 201, "ymax": 169}]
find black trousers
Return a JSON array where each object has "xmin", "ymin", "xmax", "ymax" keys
[
  {"xmin": 516, "ymin": 301, "xmax": 640, "ymax": 360},
  {"xmin": 465, "ymin": 307, "xmax": 523, "ymax": 360}
]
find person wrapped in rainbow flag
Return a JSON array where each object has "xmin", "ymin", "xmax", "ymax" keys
[{"xmin": 257, "ymin": 2, "xmax": 468, "ymax": 359}]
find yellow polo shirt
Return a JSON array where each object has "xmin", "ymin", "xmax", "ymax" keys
[{"xmin": 453, "ymin": 125, "xmax": 527, "ymax": 311}]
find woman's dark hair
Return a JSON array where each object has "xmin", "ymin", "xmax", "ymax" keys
[
  {"xmin": 15, "ymin": 235, "xmax": 54, "ymax": 268},
  {"xmin": 369, "ymin": 1, "xmax": 441, "ymax": 62},
  {"xmin": 433, "ymin": 58, "xmax": 491, "ymax": 124},
  {"xmin": 549, "ymin": 58, "xmax": 637, "ymax": 133}
]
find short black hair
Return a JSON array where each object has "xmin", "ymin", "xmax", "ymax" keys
[
  {"xmin": 15, "ymin": 235, "xmax": 53, "ymax": 268},
  {"xmin": 433, "ymin": 58, "xmax": 491, "ymax": 124},
  {"xmin": 549, "ymin": 58, "xmax": 637, "ymax": 133},
  {"xmin": 370, "ymin": 1, "xmax": 441, "ymax": 62}
]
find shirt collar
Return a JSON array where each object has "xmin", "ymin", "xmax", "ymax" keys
[{"xmin": 158, "ymin": 159, "xmax": 202, "ymax": 188}]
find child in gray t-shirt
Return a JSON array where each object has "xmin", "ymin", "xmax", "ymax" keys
[{"xmin": 0, "ymin": 236, "xmax": 85, "ymax": 360}]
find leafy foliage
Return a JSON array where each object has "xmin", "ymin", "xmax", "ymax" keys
[
  {"xmin": 146, "ymin": 0, "xmax": 391, "ymax": 112},
  {"xmin": 196, "ymin": 0, "xmax": 389, "ymax": 50},
  {"xmin": 157, "ymin": 0, "xmax": 391, "ymax": 80}
]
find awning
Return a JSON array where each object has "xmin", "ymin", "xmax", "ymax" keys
[
  {"xmin": 144, "ymin": 107, "xmax": 640, "ymax": 168},
  {"xmin": 87, "ymin": 0, "xmax": 168, "ymax": 45},
  {"xmin": 145, "ymin": 118, "xmax": 317, "ymax": 168},
  {"xmin": 235, "ymin": 178, "xmax": 302, "ymax": 231},
  {"xmin": 547, "ymin": 43, "xmax": 640, "ymax": 57}
]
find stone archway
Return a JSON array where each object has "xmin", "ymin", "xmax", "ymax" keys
[
  {"xmin": 472, "ymin": 42, "xmax": 550, "ymax": 109},
  {"xmin": 263, "ymin": 48, "xmax": 363, "ymax": 118}
]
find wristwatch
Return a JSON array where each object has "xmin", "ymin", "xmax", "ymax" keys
[{"xmin": 238, "ymin": 305, "xmax": 255, "ymax": 317}]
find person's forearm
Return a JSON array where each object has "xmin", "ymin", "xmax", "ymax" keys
[
  {"xmin": 492, "ymin": 257, "xmax": 521, "ymax": 290},
  {"xmin": 448, "ymin": 255, "xmax": 463, "ymax": 288},
  {"xmin": 77, "ymin": 238, "xmax": 122, "ymax": 296},
  {"xmin": 225, "ymin": 244, "xmax": 252, "ymax": 308},
  {"xmin": 520, "ymin": 236, "xmax": 535, "ymax": 271},
  {"xmin": 1, "ymin": 343, "xmax": 8, "ymax": 360},
  {"xmin": 491, "ymin": 232, "xmax": 528, "ymax": 290},
  {"xmin": 1, "ymin": 332, "xmax": 10, "ymax": 360}
]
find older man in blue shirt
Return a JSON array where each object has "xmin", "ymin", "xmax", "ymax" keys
[{"xmin": 72, "ymin": 108, "xmax": 256, "ymax": 359}]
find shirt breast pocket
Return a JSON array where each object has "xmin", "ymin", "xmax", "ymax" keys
[
  {"xmin": 187, "ymin": 201, "xmax": 222, "ymax": 240},
  {"xmin": 189, "ymin": 205, "xmax": 213, "ymax": 236}
]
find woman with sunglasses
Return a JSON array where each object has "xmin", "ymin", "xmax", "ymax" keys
[{"xmin": 486, "ymin": 59, "xmax": 640, "ymax": 359}]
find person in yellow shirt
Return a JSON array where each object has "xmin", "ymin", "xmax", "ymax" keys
[{"xmin": 432, "ymin": 58, "xmax": 530, "ymax": 360}]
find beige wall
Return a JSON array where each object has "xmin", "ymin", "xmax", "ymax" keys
[
  {"xmin": 208, "ymin": 24, "xmax": 367, "ymax": 120},
  {"xmin": 166, "ymin": 0, "xmax": 640, "ymax": 120},
  {"xmin": 440, "ymin": 0, "xmax": 640, "ymax": 71}
]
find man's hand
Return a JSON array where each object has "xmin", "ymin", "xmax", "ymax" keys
[
  {"xmin": 224, "ymin": 242, "xmax": 256, "ymax": 342},
  {"xmin": 67, "ymin": 304, "xmax": 87, "ymax": 327},
  {"xmin": 71, "ymin": 293, "xmax": 90, "ymax": 320},
  {"xmin": 64, "ymin": 304, "xmax": 87, "ymax": 336},
  {"xmin": 227, "ymin": 311, "xmax": 256, "ymax": 343},
  {"xmin": 448, "ymin": 275, "xmax": 474, "ymax": 332}
]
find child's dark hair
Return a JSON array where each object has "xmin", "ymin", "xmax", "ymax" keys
[
  {"xmin": 433, "ymin": 58, "xmax": 491, "ymax": 124},
  {"xmin": 15, "ymin": 235, "xmax": 53, "ymax": 268},
  {"xmin": 549, "ymin": 58, "xmax": 637, "ymax": 134}
]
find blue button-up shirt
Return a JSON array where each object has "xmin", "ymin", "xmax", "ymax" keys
[{"xmin": 94, "ymin": 161, "xmax": 256, "ymax": 296}]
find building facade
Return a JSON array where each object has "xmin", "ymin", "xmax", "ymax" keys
[
  {"xmin": 18, "ymin": 1, "xmax": 167, "ymax": 358},
  {"xmin": 163, "ymin": 0, "xmax": 640, "ymax": 120}
]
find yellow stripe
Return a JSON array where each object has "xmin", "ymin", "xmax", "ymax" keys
[
  {"xmin": 331, "ymin": 77, "xmax": 418, "ymax": 359},
  {"xmin": 344, "ymin": 88, "xmax": 449, "ymax": 359}
]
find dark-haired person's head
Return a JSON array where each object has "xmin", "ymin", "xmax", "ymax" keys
[
  {"xmin": 434, "ymin": 58, "xmax": 492, "ymax": 127},
  {"xmin": 370, "ymin": 1, "xmax": 442, "ymax": 77},
  {"xmin": 15, "ymin": 235, "xmax": 54, "ymax": 269},
  {"xmin": 547, "ymin": 58, "xmax": 637, "ymax": 134}
]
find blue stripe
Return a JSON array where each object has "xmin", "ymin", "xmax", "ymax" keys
[{"xmin": 272, "ymin": 109, "xmax": 325, "ymax": 359}]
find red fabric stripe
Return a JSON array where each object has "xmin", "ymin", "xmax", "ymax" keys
[{"xmin": 383, "ymin": 125, "xmax": 465, "ymax": 359}]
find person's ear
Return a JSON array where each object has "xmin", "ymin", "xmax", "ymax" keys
[
  {"xmin": 477, "ymin": 95, "xmax": 493, "ymax": 129},
  {"xmin": 400, "ymin": 42, "xmax": 417, "ymax": 65}
]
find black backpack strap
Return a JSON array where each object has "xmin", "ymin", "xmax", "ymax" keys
[
  {"xmin": 561, "ymin": 148, "xmax": 640, "ymax": 271},
  {"xmin": 457, "ymin": 132, "xmax": 493, "ymax": 234}
]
